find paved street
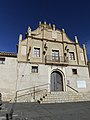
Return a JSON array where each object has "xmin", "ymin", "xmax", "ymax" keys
[{"xmin": 0, "ymin": 101, "xmax": 90, "ymax": 120}]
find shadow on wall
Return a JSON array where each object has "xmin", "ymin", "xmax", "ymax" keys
[
  {"xmin": 88, "ymin": 62, "xmax": 90, "ymax": 77},
  {"xmin": 0, "ymin": 93, "xmax": 2, "ymax": 110}
]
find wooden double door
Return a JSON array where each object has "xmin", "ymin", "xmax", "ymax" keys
[{"xmin": 51, "ymin": 71, "xmax": 63, "ymax": 91}]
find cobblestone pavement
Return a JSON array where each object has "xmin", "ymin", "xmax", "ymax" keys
[{"xmin": 0, "ymin": 101, "xmax": 90, "ymax": 120}]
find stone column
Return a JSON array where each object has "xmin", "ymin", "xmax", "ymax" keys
[
  {"xmin": 83, "ymin": 44, "xmax": 87, "ymax": 65},
  {"xmin": 75, "ymin": 36, "xmax": 79, "ymax": 65},
  {"xmin": 17, "ymin": 34, "xmax": 22, "ymax": 61}
]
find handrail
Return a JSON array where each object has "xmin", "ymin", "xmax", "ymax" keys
[
  {"xmin": 16, "ymin": 83, "xmax": 49, "ymax": 92},
  {"xmin": 15, "ymin": 83, "xmax": 49, "ymax": 101},
  {"xmin": 17, "ymin": 89, "xmax": 47, "ymax": 98},
  {"xmin": 66, "ymin": 84, "xmax": 79, "ymax": 93}
]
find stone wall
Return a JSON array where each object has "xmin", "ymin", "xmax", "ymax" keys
[{"xmin": 0, "ymin": 57, "xmax": 17, "ymax": 101}]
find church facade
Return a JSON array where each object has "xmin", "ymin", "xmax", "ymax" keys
[{"xmin": 0, "ymin": 22, "xmax": 90, "ymax": 102}]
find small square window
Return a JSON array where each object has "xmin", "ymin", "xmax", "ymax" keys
[
  {"xmin": 0, "ymin": 58, "xmax": 5, "ymax": 64},
  {"xmin": 72, "ymin": 69, "xmax": 77, "ymax": 75},
  {"xmin": 32, "ymin": 66, "xmax": 38, "ymax": 73}
]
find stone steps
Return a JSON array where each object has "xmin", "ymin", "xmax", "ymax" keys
[
  {"xmin": 16, "ymin": 90, "xmax": 90, "ymax": 103},
  {"xmin": 38, "ymin": 91, "xmax": 90, "ymax": 103}
]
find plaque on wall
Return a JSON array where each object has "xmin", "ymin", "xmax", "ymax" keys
[
  {"xmin": 77, "ymin": 81, "xmax": 86, "ymax": 88},
  {"xmin": 52, "ymin": 31, "xmax": 57, "ymax": 39}
]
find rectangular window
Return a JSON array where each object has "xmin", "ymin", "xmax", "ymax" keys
[
  {"xmin": 0, "ymin": 58, "xmax": 5, "ymax": 64},
  {"xmin": 52, "ymin": 50, "xmax": 59, "ymax": 62},
  {"xmin": 32, "ymin": 66, "xmax": 38, "ymax": 73},
  {"xmin": 69, "ymin": 52, "xmax": 75, "ymax": 60},
  {"xmin": 34, "ymin": 48, "xmax": 40, "ymax": 57},
  {"xmin": 72, "ymin": 69, "xmax": 77, "ymax": 75}
]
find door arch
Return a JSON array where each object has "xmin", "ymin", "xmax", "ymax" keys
[{"xmin": 51, "ymin": 71, "xmax": 63, "ymax": 91}]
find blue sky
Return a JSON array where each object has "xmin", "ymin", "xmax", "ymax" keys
[{"xmin": 0, "ymin": 0, "xmax": 90, "ymax": 60}]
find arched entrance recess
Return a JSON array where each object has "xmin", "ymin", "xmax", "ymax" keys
[{"xmin": 51, "ymin": 71, "xmax": 63, "ymax": 91}]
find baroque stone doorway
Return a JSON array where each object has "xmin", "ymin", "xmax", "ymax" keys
[{"xmin": 51, "ymin": 71, "xmax": 63, "ymax": 91}]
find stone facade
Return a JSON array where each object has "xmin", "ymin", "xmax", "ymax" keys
[{"xmin": 0, "ymin": 22, "xmax": 90, "ymax": 102}]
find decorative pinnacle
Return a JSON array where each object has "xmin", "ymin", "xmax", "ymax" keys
[
  {"xmin": 39, "ymin": 21, "xmax": 41, "ymax": 26},
  {"xmin": 62, "ymin": 28, "xmax": 65, "ymax": 32},
  {"xmin": 27, "ymin": 26, "xmax": 31, "ymax": 32},
  {"xmin": 49, "ymin": 23, "xmax": 51, "ymax": 27},
  {"xmin": 19, "ymin": 34, "xmax": 22, "ymax": 41},
  {"xmin": 44, "ymin": 21, "xmax": 46, "ymax": 25},
  {"xmin": 83, "ymin": 44, "xmax": 86, "ymax": 49},
  {"xmin": 53, "ymin": 24, "xmax": 55, "ymax": 30},
  {"xmin": 27, "ymin": 26, "xmax": 31, "ymax": 36},
  {"xmin": 75, "ymin": 36, "xmax": 78, "ymax": 43}
]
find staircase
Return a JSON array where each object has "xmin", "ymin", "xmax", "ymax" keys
[
  {"xmin": 15, "ymin": 84, "xmax": 90, "ymax": 104},
  {"xmin": 16, "ymin": 90, "xmax": 90, "ymax": 104},
  {"xmin": 38, "ymin": 91, "xmax": 90, "ymax": 103}
]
